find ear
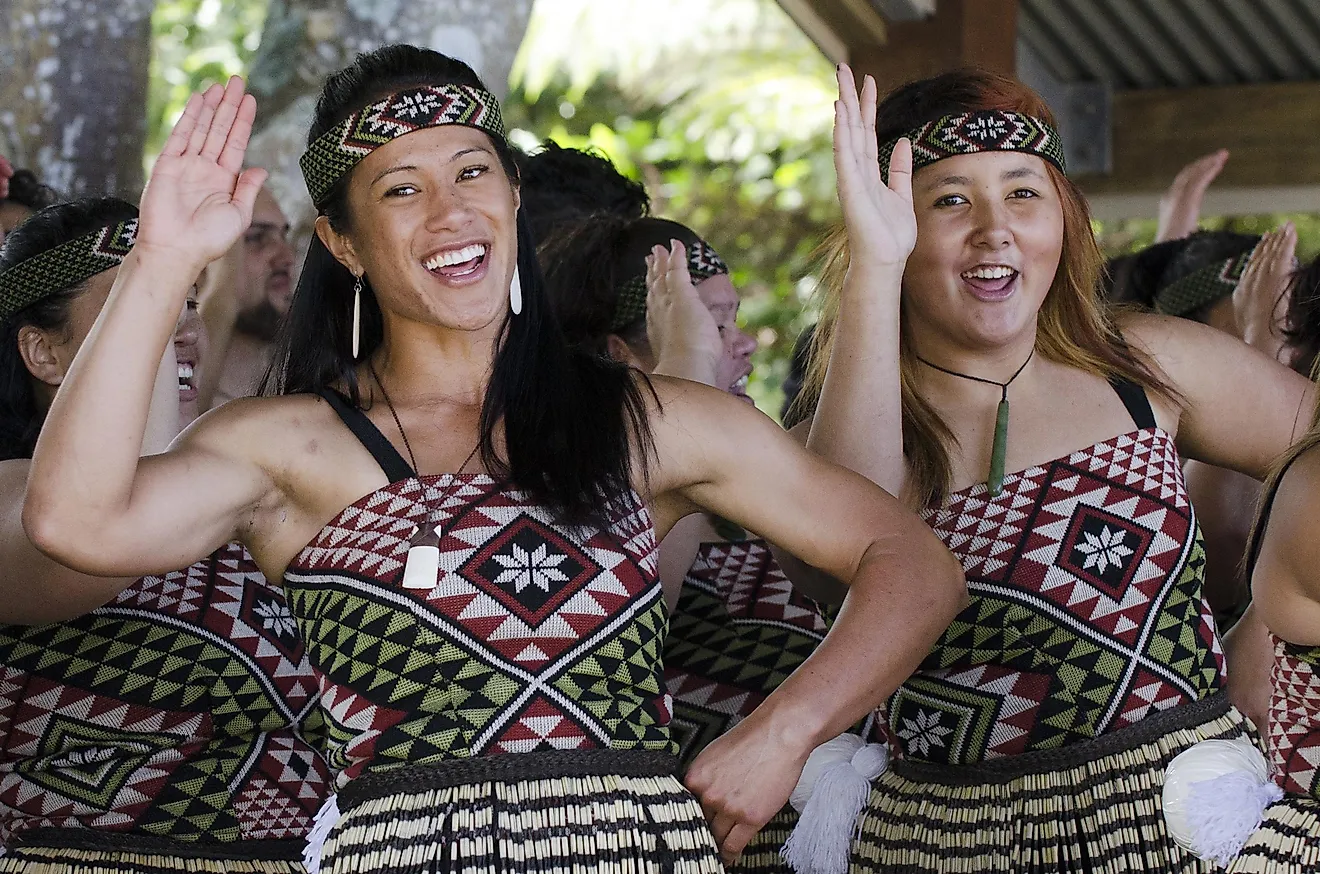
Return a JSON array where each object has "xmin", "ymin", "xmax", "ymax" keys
[
  {"xmin": 605, "ymin": 333, "xmax": 649, "ymax": 369},
  {"xmin": 17, "ymin": 324, "xmax": 66, "ymax": 387},
  {"xmin": 315, "ymin": 215, "xmax": 364, "ymax": 278}
]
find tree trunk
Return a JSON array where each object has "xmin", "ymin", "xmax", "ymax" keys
[
  {"xmin": 244, "ymin": 0, "xmax": 534, "ymax": 238},
  {"xmin": 0, "ymin": 0, "xmax": 155, "ymax": 198}
]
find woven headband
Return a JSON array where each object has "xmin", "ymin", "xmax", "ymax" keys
[
  {"xmin": 879, "ymin": 110, "xmax": 1066, "ymax": 180},
  {"xmin": 300, "ymin": 84, "xmax": 507, "ymax": 206},
  {"xmin": 612, "ymin": 239, "xmax": 729, "ymax": 331},
  {"xmin": 0, "ymin": 219, "xmax": 137, "ymax": 320},
  {"xmin": 1154, "ymin": 248, "xmax": 1255, "ymax": 317}
]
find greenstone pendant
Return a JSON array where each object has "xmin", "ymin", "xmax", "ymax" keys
[{"xmin": 988, "ymin": 397, "xmax": 1010, "ymax": 497}]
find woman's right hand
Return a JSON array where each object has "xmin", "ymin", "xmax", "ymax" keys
[
  {"xmin": 833, "ymin": 64, "xmax": 916, "ymax": 276},
  {"xmin": 136, "ymin": 76, "xmax": 268, "ymax": 275},
  {"xmin": 1233, "ymin": 223, "xmax": 1297, "ymax": 361},
  {"xmin": 646, "ymin": 242, "xmax": 722, "ymax": 387}
]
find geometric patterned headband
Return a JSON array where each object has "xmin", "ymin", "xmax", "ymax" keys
[
  {"xmin": 300, "ymin": 84, "xmax": 507, "ymax": 207},
  {"xmin": 0, "ymin": 218, "xmax": 138, "ymax": 320},
  {"xmin": 1154, "ymin": 247, "xmax": 1255, "ymax": 318},
  {"xmin": 878, "ymin": 110, "xmax": 1066, "ymax": 181},
  {"xmin": 611, "ymin": 238, "xmax": 729, "ymax": 332}
]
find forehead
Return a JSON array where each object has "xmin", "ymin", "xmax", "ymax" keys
[
  {"xmin": 252, "ymin": 188, "xmax": 287, "ymax": 224},
  {"xmin": 351, "ymin": 124, "xmax": 499, "ymax": 183},
  {"xmin": 696, "ymin": 273, "xmax": 738, "ymax": 310},
  {"xmin": 913, "ymin": 151, "xmax": 1053, "ymax": 190}
]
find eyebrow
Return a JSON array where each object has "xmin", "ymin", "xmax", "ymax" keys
[
  {"xmin": 370, "ymin": 146, "xmax": 495, "ymax": 186},
  {"xmin": 923, "ymin": 164, "xmax": 1044, "ymax": 189}
]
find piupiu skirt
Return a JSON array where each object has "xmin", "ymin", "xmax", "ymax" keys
[
  {"xmin": 1226, "ymin": 794, "xmax": 1320, "ymax": 873},
  {"xmin": 852, "ymin": 692, "xmax": 1248, "ymax": 873},
  {"xmin": 724, "ymin": 805, "xmax": 796, "ymax": 874},
  {"xmin": 315, "ymin": 749, "xmax": 724, "ymax": 874},
  {"xmin": 0, "ymin": 829, "xmax": 305, "ymax": 873}
]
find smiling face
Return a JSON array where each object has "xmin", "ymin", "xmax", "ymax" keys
[
  {"xmin": 902, "ymin": 151, "xmax": 1064, "ymax": 358},
  {"xmin": 694, "ymin": 273, "xmax": 758, "ymax": 403},
  {"xmin": 319, "ymin": 125, "xmax": 519, "ymax": 339}
]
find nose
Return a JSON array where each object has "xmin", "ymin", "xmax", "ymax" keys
[
  {"xmin": 425, "ymin": 183, "xmax": 476, "ymax": 232},
  {"xmin": 272, "ymin": 233, "xmax": 295, "ymax": 270},
  {"xmin": 174, "ymin": 303, "xmax": 202, "ymax": 346},
  {"xmin": 970, "ymin": 197, "xmax": 1012, "ymax": 250},
  {"xmin": 732, "ymin": 324, "xmax": 757, "ymax": 358}
]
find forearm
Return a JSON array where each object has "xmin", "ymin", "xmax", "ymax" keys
[
  {"xmin": 752, "ymin": 531, "xmax": 965, "ymax": 746},
  {"xmin": 653, "ymin": 348, "xmax": 718, "ymax": 387},
  {"xmin": 26, "ymin": 250, "xmax": 198, "ymax": 538},
  {"xmin": 807, "ymin": 264, "xmax": 906, "ymax": 495},
  {"xmin": 142, "ymin": 344, "xmax": 181, "ymax": 455}
]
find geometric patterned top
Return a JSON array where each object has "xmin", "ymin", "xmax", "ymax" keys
[
  {"xmin": 664, "ymin": 539, "xmax": 830, "ymax": 765},
  {"xmin": 0, "ymin": 543, "xmax": 329, "ymax": 848},
  {"xmin": 885, "ymin": 426, "xmax": 1226, "ymax": 765},
  {"xmin": 282, "ymin": 476, "xmax": 675, "ymax": 789},
  {"xmin": 1268, "ymin": 634, "xmax": 1320, "ymax": 799}
]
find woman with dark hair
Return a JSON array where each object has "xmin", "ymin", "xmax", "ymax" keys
[
  {"xmin": 22, "ymin": 48, "xmax": 965, "ymax": 872},
  {"xmin": 0, "ymin": 199, "xmax": 328, "ymax": 871},
  {"xmin": 794, "ymin": 66, "xmax": 1314, "ymax": 870},
  {"xmin": 516, "ymin": 141, "xmax": 651, "ymax": 244},
  {"xmin": 540, "ymin": 212, "xmax": 830, "ymax": 874}
]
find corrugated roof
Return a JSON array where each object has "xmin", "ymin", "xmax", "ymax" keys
[{"xmin": 1018, "ymin": 0, "xmax": 1320, "ymax": 88}]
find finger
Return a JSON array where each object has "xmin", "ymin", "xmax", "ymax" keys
[
  {"xmin": 668, "ymin": 240, "xmax": 692, "ymax": 290},
  {"xmin": 861, "ymin": 74, "xmax": 880, "ymax": 168},
  {"xmin": 162, "ymin": 92, "xmax": 204, "ymax": 158},
  {"xmin": 709, "ymin": 811, "xmax": 737, "ymax": 849},
  {"xmin": 721, "ymin": 823, "xmax": 759, "ymax": 863},
  {"xmin": 202, "ymin": 76, "xmax": 246, "ymax": 162},
  {"xmin": 887, "ymin": 137, "xmax": 914, "ymax": 203},
  {"xmin": 232, "ymin": 167, "xmax": 269, "ymax": 225},
  {"xmin": 186, "ymin": 84, "xmax": 225, "ymax": 155},
  {"xmin": 218, "ymin": 93, "xmax": 258, "ymax": 174}
]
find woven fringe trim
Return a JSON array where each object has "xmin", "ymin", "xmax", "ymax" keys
[
  {"xmin": 0, "ymin": 848, "xmax": 304, "ymax": 874},
  {"xmin": 853, "ymin": 708, "xmax": 1247, "ymax": 873},
  {"xmin": 726, "ymin": 805, "xmax": 796, "ymax": 874},
  {"xmin": 1225, "ymin": 794, "xmax": 1320, "ymax": 873},
  {"xmin": 318, "ymin": 773, "xmax": 724, "ymax": 874}
]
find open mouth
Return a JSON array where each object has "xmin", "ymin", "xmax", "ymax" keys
[
  {"xmin": 424, "ymin": 243, "xmax": 488, "ymax": 280},
  {"xmin": 728, "ymin": 373, "xmax": 755, "ymax": 405},
  {"xmin": 960, "ymin": 264, "xmax": 1019, "ymax": 300},
  {"xmin": 177, "ymin": 360, "xmax": 197, "ymax": 402}
]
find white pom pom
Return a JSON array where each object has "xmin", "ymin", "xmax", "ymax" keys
[
  {"xmin": 303, "ymin": 793, "xmax": 340, "ymax": 874},
  {"xmin": 1163, "ymin": 737, "xmax": 1280, "ymax": 866},
  {"xmin": 782, "ymin": 734, "xmax": 888, "ymax": 874}
]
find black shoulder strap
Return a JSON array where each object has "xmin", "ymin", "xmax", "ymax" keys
[
  {"xmin": 317, "ymin": 388, "xmax": 416, "ymax": 483},
  {"xmin": 1108, "ymin": 377, "xmax": 1157, "ymax": 431},
  {"xmin": 1244, "ymin": 450, "xmax": 1307, "ymax": 583}
]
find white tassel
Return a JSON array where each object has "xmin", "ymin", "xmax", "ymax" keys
[
  {"xmin": 303, "ymin": 792, "xmax": 340, "ymax": 874},
  {"xmin": 1163, "ymin": 736, "xmax": 1281, "ymax": 867},
  {"xmin": 782, "ymin": 734, "xmax": 888, "ymax": 874}
]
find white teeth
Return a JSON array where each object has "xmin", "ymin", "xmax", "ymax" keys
[
  {"xmin": 962, "ymin": 265, "xmax": 1016, "ymax": 280},
  {"xmin": 732, "ymin": 375, "xmax": 749, "ymax": 391},
  {"xmin": 177, "ymin": 363, "xmax": 194, "ymax": 382},
  {"xmin": 424, "ymin": 244, "xmax": 487, "ymax": 272}
]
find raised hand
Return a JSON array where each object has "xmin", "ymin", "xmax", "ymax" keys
[
  {"xmin": 646, "ymin": 241, "xmax": 722, "ymax": 386},
  {"xmin": 1155, "ymin": 149, "xmax": 1228, "ymax": 243},
  {"xmin": 834, "ymin": 64, "xmax": 916, "ymax": 274},
  {"xmin": 1233, "ymin": 222, "xmax": 1297, "ymax": 360},
  {"xmin": 136, "ymin": 76, "xmax": 268, "ymax": 273}
]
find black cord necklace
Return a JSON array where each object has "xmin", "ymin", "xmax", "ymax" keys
[
  {"xmin": 915, "ymin": 347, "xmax": 1035, "ymax": 497},
  {"xmin": 369, "ymin": 361, "xmax": 481, "ymax": 591}
]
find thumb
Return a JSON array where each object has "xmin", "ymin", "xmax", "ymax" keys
[
  {"xmin": 887, "ymin": 137, "xmax": 913, "ymax": 203},
  {"xmin": 232, "ymin": 167, "xmax": 269, "ymax": 225}
]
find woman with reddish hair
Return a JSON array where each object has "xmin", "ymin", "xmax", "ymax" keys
[{"xmin": 793, "ymin": 66, "xmax": 1314, "ymax": 871}]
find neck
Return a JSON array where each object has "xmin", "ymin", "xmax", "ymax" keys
[
  {"xmin": 908, "ymin": 323, "xmax": 1039, "ymax": 388},
  {"xmin": 369, "ymin": 315, "xmax": 499, "ymax": 407}
]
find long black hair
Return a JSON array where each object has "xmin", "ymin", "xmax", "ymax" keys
[
  {"xmin": 0, "ymin": 198, "xmax": 138, "ymax": 461},
  {"xmin": 516, "ymin": 142, "xmax": 650, "ymax": 245},
  {"xmin": 265, "ymin": 45, "xmax": 655, "ymax": 521}
]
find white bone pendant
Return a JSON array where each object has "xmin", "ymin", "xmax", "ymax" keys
[{"xmin": 401, "ymin": 526, "xmax": 441, "ymax": 590}]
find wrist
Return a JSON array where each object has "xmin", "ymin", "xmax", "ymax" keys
[
  {"xmin": 748, "ymin": 692, "xmax": 835, "ymax": 756},
  {"xmin": 654, "ymin": 348, "xmax": 720, "ymax": 387},
  {"xmin": 129, "ymin": 241, "xmax": 211, "ymax": 280}
]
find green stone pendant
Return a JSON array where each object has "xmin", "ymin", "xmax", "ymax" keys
[{"xmin": 988, "ymin": 397, "xmax": 1010, "ymax": 497}]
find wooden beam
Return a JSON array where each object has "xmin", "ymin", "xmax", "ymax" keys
[
  {"xmin": 775, "ymin": 0, "xmax": 859, "ymax": 63},
  {"xmin": 1077, "ymin": 81, "xmax": 1320, "ymax": 194},
  {"xmin": 850, "ymin": 0, "xmax": 1018, "ymax": 93}
]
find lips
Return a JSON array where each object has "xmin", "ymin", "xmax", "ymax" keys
[
  {"xmin": 960, "ymin": 263, "xmax": 1019, "ymax": 301},
  {"xmin": 423, "ymin": 242, "xmax": 489, "ymax": 282},
  {"xmin": 728, "ymin": 372, "xmax": 755, "ymax": 406},
  {"xmin": 177, "ymin": 357, "xmax": 198, "ymax": 403}
]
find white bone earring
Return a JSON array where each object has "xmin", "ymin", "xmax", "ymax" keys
[
  {"xmin": 351, "ymin": 275, "xmax": 362, "ymax": 359},
  {"xmin": 510, "ymin": 267, "xmax": 522, "ymax": 316}
]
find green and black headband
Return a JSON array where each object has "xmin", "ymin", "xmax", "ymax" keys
[
  {"xmin": 1154, "ymin": 248, "xmax": 1255, "ymax": 317},
  {"xmin": 0, "ymin": 218, "xmax": 137, "ymax": 320},
  {"xmin": 300, "ymin": 84, "xmax": 507, "ymax": 206},
  {"xmin": 879, "ymin": 110, "xmax": 1066, "ymax": 180},
  {"xmin": 612, "ymin": 233, "xmax": 729, "ymax": 332}
]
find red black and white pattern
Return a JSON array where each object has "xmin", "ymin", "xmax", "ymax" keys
[
  {"xmin": 0, "ymin": 543, "xmax": 329, "ymax": 848},
  {"xmin": 879, "ymin": 110, "xmax": 1066, "ymax": 181},
  {"xmin": 283, "ymin": 476, "xmax": 674, "ymax": 787},
  {"xmin": 885, "ymin": 428, "xmax": 1225, "ymax": 765},
  {"xmin": 1268, "ymin": 634, "xmax": 1320, "ymax": 799}
]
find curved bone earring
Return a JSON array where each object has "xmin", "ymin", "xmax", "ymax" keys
[
  {"xmin": 351, "ymin": 274, "xmax": 362, "ymax": 359},
  {"xmin": 509, "ymin": 267, "xmax": 522, "ymax": 316}
]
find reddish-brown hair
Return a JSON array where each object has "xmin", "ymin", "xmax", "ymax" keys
[{"xmin": 793, "ymin": 69, "xmax": 1178, "ymax": 505}]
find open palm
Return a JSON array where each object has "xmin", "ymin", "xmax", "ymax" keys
[
  {"xmin": 137, "ymin": 76, "xmax": 267, "ymax": 271},
  {"xmin": 834, "ymin": 65, "xmax": 916, "ymax": 270}
]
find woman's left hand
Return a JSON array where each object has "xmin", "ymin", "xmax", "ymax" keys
[
  {"xmin": 646, "ymin": 241, "xmax": 722, "ymax": 386},
  {"xmin": 1233, "ymin": 223, "xmax": 1297, "ymax": 361},
  {"xmin": 684, "ymin": 712, "xmax": 813, "ymax": 864}
]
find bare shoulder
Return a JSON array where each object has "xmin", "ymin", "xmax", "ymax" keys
[
  {"xmin": 176, "ymin": 393, "xmax": 339, "ymax": 454},
  {"xmin": 1254, "ymin": 444, "xmax": 1320, "ymax": 635},
  {"xmin": 1114, "ymin": 309, "xmax": 1221, "ymax": 367}
]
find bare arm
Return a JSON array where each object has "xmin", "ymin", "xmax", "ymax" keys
[
  {"xmin": 1154, "ymin": 149, "xmax": 1227, "ymax": 243},
  {"xmin": 196, "ymin": 242, "xmax": 245, "ymax": 410},
  {"xmin": 648, "ymin": 377, "xmax": 966, "ymax": 861},
  {"xmin": 806, "ymin": 65, "xmax": 915, "ymax": 496}
]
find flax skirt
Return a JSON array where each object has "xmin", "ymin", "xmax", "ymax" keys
[
  {"xmin": 315, "ymin": 751, "xmax": 724, "ymax": 874},
  {"xmin": 1226, "ymin": 794, "xmax": 1320, "ymax": 873},
  {"xmin": 725, "ymin": 806, "xmax": 796, "ymax": 874},
  {"xmin": 0, "ymin": 832, "xmax": 305, "ymax": 874},
  {"xmin": 851, "ymin": 694, "xmax": 1248, "ymax": 873}
]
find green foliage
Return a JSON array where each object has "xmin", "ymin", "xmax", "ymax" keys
[{"xmin": 146, "ymin": 0, "xmax": 268, "ymax": 163}]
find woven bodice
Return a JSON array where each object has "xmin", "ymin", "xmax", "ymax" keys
[
  {"xmin": 283, "ymin": 475, "xmax": 675, "ymax": 788},
  {"xmin": 0, "ymin": 543, "xmax": 329, "ymax": 847},
  {"xmin": 886, "ymin": 428, "xmax": 1225, "ymax": 766},
  {"xmin": 1268, "ymin": 633, "xmax": 1320, "ymax": 798},
  {"xmin": 664, "ymin": 538, "xmax": 830, "ymax": 764}
]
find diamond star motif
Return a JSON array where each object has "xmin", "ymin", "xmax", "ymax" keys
[
  {"xmin": 253, "ymin": 598, "xmax": 298, "ymax": 640},
  {"xmin": 1073, "ymin": 525, "xmax": 1134, "ymax": 575},
  {"xmin": 897, "ymin": 709, "xmax": 954, "ymax": 757},
  {"xmin": 492, "ymin": 543, "xmax": 569, "ymax": 594}
]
